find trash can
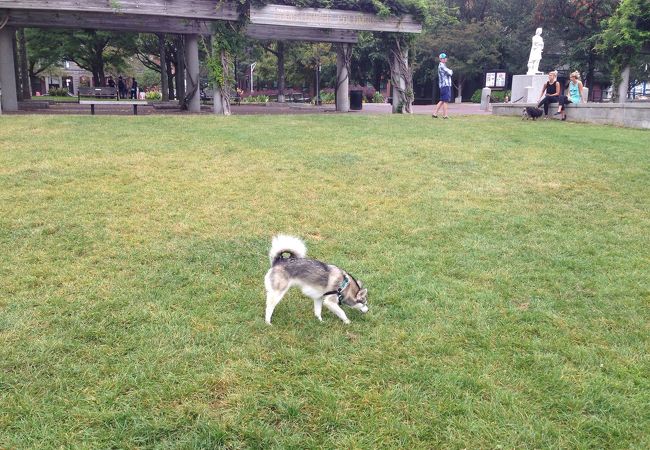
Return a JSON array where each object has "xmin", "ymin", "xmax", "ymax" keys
[{"xmin": 350, "ymin": 90, "xmax": 363, "ymax": 111}]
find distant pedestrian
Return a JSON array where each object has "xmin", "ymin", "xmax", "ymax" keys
[
  {"xmin": 432, "ymin": 53, "xmax": 453, "ymax": 119},
  {"xmin": 130, "ymin": 78, "xmax": 138, "ymax": 99},
  {"xmin": 118, "ymin": 76, "xmax": 127, "ymax": 99},
  {"xmin": 107, "ymin": 77, "xmax": 115, "ymax": 88}
]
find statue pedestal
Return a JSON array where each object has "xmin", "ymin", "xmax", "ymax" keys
[{"xmin": 511, "ymin": 74, "xmax": 547, "ymax": 103}]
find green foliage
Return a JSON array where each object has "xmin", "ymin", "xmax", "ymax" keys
[
  {"xmin": 314, "ymin": 91, "xmax": 335, "ymax": 104},
  {"xmin": 25, "ymin": 29, "xmax": 67, "ymax": 78},
  {"xmin": 242, "ymin": 94, "xmax": 270, "ymax": 103},
  {"xmin": 418, "ymin": 17, "xmax": 501, "ymax": 91},
  {"xmin": 371, "ymin": 91, "xmax": 385, "ymax": 103},
  {"xmin": 58, "ymin": 30, "xmax": 138, "ymax": 84},
  {"xmin": 46, "ymin": 87, "xmax": 71, "ymax": 97},
  {"xmin": 144, "ymin": 91, "xmax": 162, "ymax": 101},
  {"xmin": 470, "ymin": 89, "xmax": 511, "ymax": 103},
  {"xmin": 596, "ymin": 0, "xmax": 650, "ymax": 85},
  {"xmin": 248, "ymin": 0, "xmax": 431, "ymax": 23},
  {"xmin": 140, "ymin": 68, "xmax": 160, "ymax": 90},
  {"xmin": 206, "ymin": 54, "xmax": 225, "ymax": 88}
]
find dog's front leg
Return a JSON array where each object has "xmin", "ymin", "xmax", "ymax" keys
[
  {"xmin": 323, "ymin": 298, "xmax": 351, "ymax": 324},
  {"xmin": 313, "ymin": 298, "xmax": 324, "ymax": 322}
]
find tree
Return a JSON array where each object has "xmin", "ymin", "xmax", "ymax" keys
[
  {"xmin": 597, "ymin": 0, "xmax": 650, "ymax": 101},
  {"xmin": 418, "ymin": 18, "xmax": 501, "ymax": 101},
  {"xmin": 24, "ymin": 29, "xmax": 67, "ymax": 83},
  {"xmin": 60, "ymin": 30, "xmax": 137, "ymax": 86},
  {"xmin": 260, "ymin": 41, "xmax": 289, "ymax": 102},
  {"xmin": 136, "ymin": 33, "xmax": 184, "ymax": 101},
  {"xmin": 531, "ymin": 0, "xmax": 618, "ymax": 100},
  {"xmin": 351, "ymin": 32, "xmax": 391, "ymax": 91},
  {"xmin": 16, "ymin": 29, "xmax": 31, "ymax": 99}
]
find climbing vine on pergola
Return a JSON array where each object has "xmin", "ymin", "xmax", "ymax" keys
[{"xmin": 210, "ymin": 0, "xmax": 429, "ymax": 114}]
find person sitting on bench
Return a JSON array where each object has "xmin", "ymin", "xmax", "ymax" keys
[
  {"xmin": 537, "ymin": 70, "xmax": 561, "ymax": 119},
  {"xmin": 556, "ymin": 70, "xmax": 585, "ymax": 121}
]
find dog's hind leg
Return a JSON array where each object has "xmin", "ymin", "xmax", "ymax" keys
[
  {"xmin": 323, "ymin": 297, "xmax": 351, "ymax": 324},
  {"xmin": 265, "ymin": 288, "xmax": 288, "ymax": 324}
]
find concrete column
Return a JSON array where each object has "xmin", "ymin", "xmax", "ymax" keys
[
  {"xmin": 0, "ymin": 26, "xmax": 18, "ymax": 112},
  {"xmin": 336, "ymin": 43, "xmax": 350, "ymax": 112},
  {"xmin": 184, "ymin": 34, "xmax": 201, "ymax": 113},
  {"xmin": 480, "ymin": 87, "xmax": 491, "ymax": 111}
]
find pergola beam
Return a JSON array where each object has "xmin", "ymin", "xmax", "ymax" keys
[
  {"xmin": 250, "ymin": 4, "xmax": 422, "ymax": 33},
  {"xmin": 2, "ymin": 2, "xmax": 420, "ymax": 33},
  {"xmin": 5, "ymin": 10, "xmax": 213, "ymax": 34},
  {"xmin": 0, "ymin": 0, "xmax": 239, "ymax": 21},
  {"xmin": 4, "ymin": 10, "xmax": 358, "ymax": 43},
  {"xmin": 246, "ymin": 24, "xmax": 358, "ymax": 43}
]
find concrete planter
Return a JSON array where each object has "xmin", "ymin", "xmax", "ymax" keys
[{"xmin": 492, "ymin": 102, "xmax": 650, "ymax": 129}]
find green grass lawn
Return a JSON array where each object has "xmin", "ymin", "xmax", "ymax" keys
[
  {"xmin": 0, "ymin": 114, "xmax": 648, "ymax": 448},
  {"xmin": 35, "ymin": 96, "xmax": 79, "ymax": 102}
]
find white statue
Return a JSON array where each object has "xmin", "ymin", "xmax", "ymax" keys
[{"xmin": 527, "ymin": 28, "xmax": 544, "ymax": 75}]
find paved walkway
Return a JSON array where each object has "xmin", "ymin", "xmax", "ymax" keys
[{"xmin": 8, "ymin": 100, "xmax": 490, "ymax": 116}]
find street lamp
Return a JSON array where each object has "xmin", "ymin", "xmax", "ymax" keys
[{"xmin": 250, "ymin": 62, "xmax": 257, "ymax": 93}]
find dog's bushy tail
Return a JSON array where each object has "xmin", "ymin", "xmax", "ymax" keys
[{"xmin": 269, "ymin": 235, "xmax": 307, "ymax": 265}]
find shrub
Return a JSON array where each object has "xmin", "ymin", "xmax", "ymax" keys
[
  {"xmin": 371, "ymin": 91, "xmax": 385, "ymax": 103},
  {"xmin": 242, "ymin": 95, "xmax": 269, "ymax": 103},
  {"xmin": 145, "ymin": 91, "xmax": 162, "ymax": 101},
  {"xmin": 48, "ymin": 88, "xmax": 71, "ymax": 97},
  {"xmin": 310, "ymin": 91, "xmax": 335, "ymax": 105},
  {"xmin": 320, "ymin": 91, "xmax": 336, "ymax": 104},
  {"xmin": 470, "ymin": 89, "xmax": 511, "ymax": 103}
]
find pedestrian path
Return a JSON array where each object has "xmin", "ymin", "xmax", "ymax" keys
[{"xmin": 9, "ymin": 100, "xmax": 490, "ymax": 116}]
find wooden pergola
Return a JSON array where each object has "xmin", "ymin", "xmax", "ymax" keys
[{"xmin": 0, "ymin": 1, "xmax": 420, "ymax": 114}]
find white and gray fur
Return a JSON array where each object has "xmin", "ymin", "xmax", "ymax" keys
[{"xmin": 264, "ymin": 235, "xmax": 368, "ymax": 324}]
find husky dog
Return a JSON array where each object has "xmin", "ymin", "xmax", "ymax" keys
[
  {"xmin": 522, "ymin": 106, "xmax": 543, "ymax": 120},
  {"xmin": 264, "ymin": 235, "xmax": 368, "ymax": 324}
]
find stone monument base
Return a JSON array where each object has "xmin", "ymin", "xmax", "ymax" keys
[{"xmin": 511, "ymin": 74, "xmax": 547, "ymax": 104}]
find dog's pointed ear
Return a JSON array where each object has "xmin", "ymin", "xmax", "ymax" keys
[{"xmin": 356, "ymin": 288, "xmax": 367, "ymax": 300}]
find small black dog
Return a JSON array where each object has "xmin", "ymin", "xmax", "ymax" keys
[{"xmin": 522, "ymin": 106, "xmax": 543, "ymax": 120}]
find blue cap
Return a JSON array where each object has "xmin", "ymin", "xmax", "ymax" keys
[{"xmin": 439, "ymin": 53, "xmax": 447, "ymax": 59}]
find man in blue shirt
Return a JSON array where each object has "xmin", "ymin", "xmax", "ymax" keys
[{"xmin": 432, "ymin": 53, "xmax": 453, "ymax": 119}]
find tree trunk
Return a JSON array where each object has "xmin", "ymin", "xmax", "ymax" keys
[
  {"xmin": 213, "ymin": 47, "xmax": 232, "ymax": 116},
  {"xmin": 617, "ymin": 65, "xmax": 630, "ymax": 103},
  {"xmin": 586, "ymin": 52, "xmax": 595, "ymax": 102},
  {"xmin": 158, "ymin": 33, "xmax": 169, "ymax": 101},
  {"xmin": 166, "ymin": 57, "xmax": 175, "ymax": 100},
  {"xmin": 389, "ymin": 39, "xmax": 413, "ymax": 114},
  {"xmin": 12, "ymin": 31, "xmax": 22, "ymax": 101},
  {"xmin": 176, "ymin": 36, "xmax": 186, "ymax": 109},
  {"xmin": 17, "ymin": 28, "xmax": 31, "ymax": 99},
  {"xmin": 335, "ymin": 43, "xmax": 352, "ymax": 112},
  {"xmin": 372, "ymin": 73, "xmax": 382, "ymax": 92},
  {"xmin": 455, "ymin": 75, "xmax": 464, "ymax": 102},
  {"xmin": 277, "ymin": 42, "xmax": 286, "ymax": 103},
  {"xmin": 91, "ymin": 58, "xmax": 106, "ymax": 87}
]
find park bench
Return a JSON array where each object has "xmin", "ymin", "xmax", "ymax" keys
[
  {"xmin": 77, "ymin": 86, "xmax": 147, "ymax": 115},
  {"xmin": 78, "ymin": 86, "xmax": 118, "ymax": 100},
  {"xmin": 289, "ymin": 93, "xmax": 310, "ymax": 103},
  {"xmin": 79, "ymin": 99, "xmax": 148, "ymax": 115}
]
